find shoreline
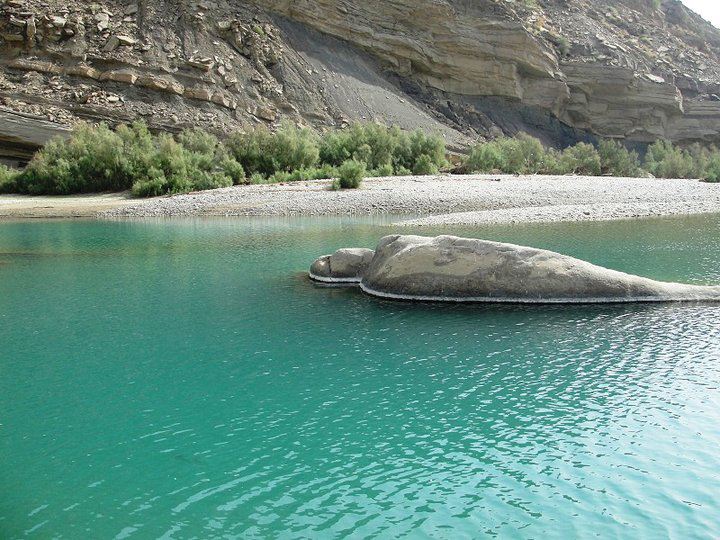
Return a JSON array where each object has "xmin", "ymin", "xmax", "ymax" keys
[{"xmin": 1, "ymin": 174, "xmax": 720, "ymax": 224}]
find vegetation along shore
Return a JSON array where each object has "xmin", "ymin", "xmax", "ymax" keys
[
  {"xmin": 3, "ymin": 121, "xmax": 720, "ymax": 198},
  {"xmin": 2, "ymin": 121, "xmax": 720, "ymax": 222}
]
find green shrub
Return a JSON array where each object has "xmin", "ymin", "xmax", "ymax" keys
[
  {"xmin": 320, "ymin": 123, "xmax": 397, "ymax": 170},
  {"xmin": 466, "ymin": 133, "xmax": 550, "ymax": 174},
  {"xmin": 17, "ymin": 122, "xmax": 135, "ymax": 194},
  {"xmin": 512, "ymin": 133, "xmax": 549, "ymax": 173},
  {"xmin": 314, "ymin": 164, "xmax": 339, "ymax": 179},
  {"xmin": 466, "ymin": 140, "xmax": 505, "ymax": 172},
  {"xmin": 336, "ymin": 159, "xmax": 365, "ymax": 189},
  {"xmin": 221, "ymin": 159, "xmax": 246, "ymax": 185},
  {"xmin": 703, "ymin": 153, "xmax": 720, "ymax": 182},
  {"xmin": 178, "ymin": 128, "xmax": 223, "ymax": 155},
  {"xmin": 405, "ymin": 130, "xmax": 447, "ymax": 171},
  {"xmin": 644, "ymin": 140, "xmax": 694, "ymax": 178},
  {"xmin": 557, "ymin": 142, "xmax": 602, "ymax": 175},
  {"xmin": 598, "ymin": 139, "xmax": 641, "ymax": 176},
  {"xmin": 249, "ymin": 172, "xmax": 267, "ymax": 184},
  {"xmin": 227, "ymin": 123, "xmax": 319, "ymax": 177},
  {"xmin": 268, "ymin": 171, "xmax": 293, "ymax": 183},
  {"xmin": 6, "ymin": 122, "xmax": 241, "ymax": 197},
  {"xmin": 464, "ymin": 134, "xmax": 720, "ymax": 180},
  {"xmin": 368, "ymin": 163, "xmax": 395, "ymax": 177},
  {"xmin": 0, "ymin": 164, "xmax": 19, "ymax": 193},
  {"xmin": 131, "ymin": 175, "xmax": 166, "ymax": 197},
  {"xmin": 319, "ymin": 123, "xmax": 446, "ymax": 173},
  {"xmin": 413, "ymin": 154, "xmax": 439, "ymax": 175}
]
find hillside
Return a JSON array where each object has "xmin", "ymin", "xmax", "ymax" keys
[{"xmin": 2, "ymin": 0, "xmax": 720, "ymax": 164}]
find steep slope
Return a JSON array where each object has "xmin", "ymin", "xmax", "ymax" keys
[{"xmin": 1, "ymin": 0, "xmax": 720, "ymax": 164}]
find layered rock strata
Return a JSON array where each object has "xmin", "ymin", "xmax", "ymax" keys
[{"xmin": 2, "ymin": 0, "xmax": 720, "ymax": 163}]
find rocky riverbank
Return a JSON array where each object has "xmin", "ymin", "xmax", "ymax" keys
[
  {"xmin": 3, "ymin": 174, "xmax": 720, "ymax": 223},
  {"xmin": 102, "ymin": 174, "xmax": 720, "ymax": 223}
]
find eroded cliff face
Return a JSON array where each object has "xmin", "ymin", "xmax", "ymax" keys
[
  {"xmin": 256, "ymin": 0, "xmax": 720, "ymax": 144},
  {"xmin": 1, "ymin": 0, "xmax": 720, "ymax": 163}
]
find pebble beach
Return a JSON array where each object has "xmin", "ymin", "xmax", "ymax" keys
[{"xmin": 2, "ymin": 174, "xmax": 720, "ymax": 224}]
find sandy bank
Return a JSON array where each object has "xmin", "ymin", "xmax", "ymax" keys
[
  {"xmin": 2, "ymin": 175, "xmax": 720, "ymax": 223},
  {"xmin": 0, "ymin": 192, "xmax": 136, "ymax": 219}
]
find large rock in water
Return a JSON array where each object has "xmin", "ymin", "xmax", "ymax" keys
[
  {"xmin": 309, "ymin": 248, "xmax": 375, "ymax": 283},
  {"xmin": 311, "ymin": 235, "xmax": 720, "ymax": 303}
]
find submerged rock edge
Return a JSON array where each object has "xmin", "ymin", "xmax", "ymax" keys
[{"xmin": 357, "ymin": 282, "xmax": 720, "ymax": 304}]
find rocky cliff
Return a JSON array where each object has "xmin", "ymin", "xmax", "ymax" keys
[{"xmin": 2, "ymin": 0, "xmax": 720, "ymax": 163}]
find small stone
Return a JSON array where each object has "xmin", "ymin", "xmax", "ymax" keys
[
  {"xmin": 95, "ymin": 12, "xmax": 109, "ymax": 31},
  {"xmin": 187, "ymin": 57, "xmax": 214, "ymax": 71},
  {"xmin": 103, "ymin": 36, "xmax": 119, "ymax": 52},
  {"xmin": 50, "ymin": 15, "xmax": 66, "ymax": 28},
  {"xmin": 255, "ymin": 106, "xmax": 277, "ymax": 121},
  {"xmin": 116, "ymin": 35, "xmax": 136, "ymax": 46}
]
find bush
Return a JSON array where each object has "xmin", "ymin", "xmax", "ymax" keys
[
  {"xmin": 335, "ymin": 159, "xmax": 365, "ymax": 189},
  {"xmin": 466, "ymin": 133, "xmax": 550, "ymax": 174},
  {"xmin": 320, "ymin": 123, "xmax": 397, "ymax": 170},
  {"xmin": 178, "ymin": 128, "xmax": 223, "ymax": 155},
  {"xmin": 319, "ymin": 123, "xmax": 447, "ymax": 173},
  {"xmin": 131, "ymin": 175, "xmax": 166, "ymax": 197},
  {"xmin": 368, "ymin": 163, "xmax": 395, "ymax": 177},
  {"xmin": 644, "ymin": 140, "xmax": 694, "ymax": 178},
  {"xmin": 464, "ymin": 133, "xmax": 720, "ymax": 181},
  {"xmin": 703, "ymin": 153, "xmax": 720, "ymax": 182},
  {"xmin": 598, "ymin": 139, "xmax": 641, "ymax": 176},
  {"xmin": 16, "ymin": 122, "xmax": 135, "ymax": 194},
  {"xmin": 249, "ymin": 172, "xmax": 267, "ymax": 184},
  {"xmin": 412, "ymin": 154, "xmax": 439, "ymax": 175},
  {"xmin": 405, "ymin": 130, "xmax": 447, "ymax": 171},
  {"xmin": 0, "ymin": 163, "xmax": 19, "ymax": 193},
  {"xmin": 466, "ymin": 140, "xmax": 505, "ymax": 172},
  {"xmin": 556, "ymin": 142, "xmax": 602, "ymax": 175},
  {"xmin": 221, "ymin": 159, "xmax": 246, "ymax": 185},
  {"xmin": 227, "ymin": 123, "xmax": 319, "ymax": 177},
  {"xmin": 5, "ymin": 122, "xmax": 242, "ymax": 197},
  {"xmin": 266, "ymin": 165, "xmax": 338, "ymax": 183}
]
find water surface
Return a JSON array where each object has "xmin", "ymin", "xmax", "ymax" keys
[{"xmin": 1, "ymin": 215, "xmax": 720, "ymax": 539}]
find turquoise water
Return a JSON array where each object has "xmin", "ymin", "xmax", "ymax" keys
[{"xmin": 1, "ymin": 215, "xmax": 720, "ymax": 539}]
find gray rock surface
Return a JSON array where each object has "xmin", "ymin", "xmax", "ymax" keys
[
  {"xmin": 0, "ymin": 107, "xmax": 71, "ymax": 165},
  {"xmin": 355, "ymin": 235, "xmax": 720, "ymax": 303},
  {"xmin": 309, "ymin": 248, "xmax": 375, "ymax": 283},
  {"xmin": 3, "ymin": 0, "xmax": 720, "ymax": 153}
]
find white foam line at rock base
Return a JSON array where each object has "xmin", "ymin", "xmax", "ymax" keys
[
  {"xmin": 308, "ymin": 272, "xmax": 362, "ymax": 284},
  {"xmin": 358, "ymin": 282, "xmax": 720, "ymax": 304}
]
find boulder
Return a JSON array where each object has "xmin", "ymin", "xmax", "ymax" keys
[
  {"xmin": 342, "ymin": 235, "xmax": 720, "ymax": 303},
  {"xmin": 309, "ymin": 248, "xmax": 375, "ymax": 283}
]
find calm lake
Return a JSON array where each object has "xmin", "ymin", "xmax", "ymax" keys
[{"xmin": 2, "ymin": 215, "xmax": 720, "ymax": 539}]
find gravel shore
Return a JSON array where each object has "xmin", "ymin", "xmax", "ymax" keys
[
  {"xmin": 99, "ymin": 174, "xmax": 720, "ymax": 224},
  {"xmin": 3, "ymin": 174, "xmax": 720, "ymax": 223},
  {"xmin": 0, "ymin": 192, "xmax": 136, "ymax": 219}
]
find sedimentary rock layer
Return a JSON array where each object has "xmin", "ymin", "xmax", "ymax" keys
[{"xmin": 2, "ymin": 0, "xmax": 720, "ymax": 156}]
